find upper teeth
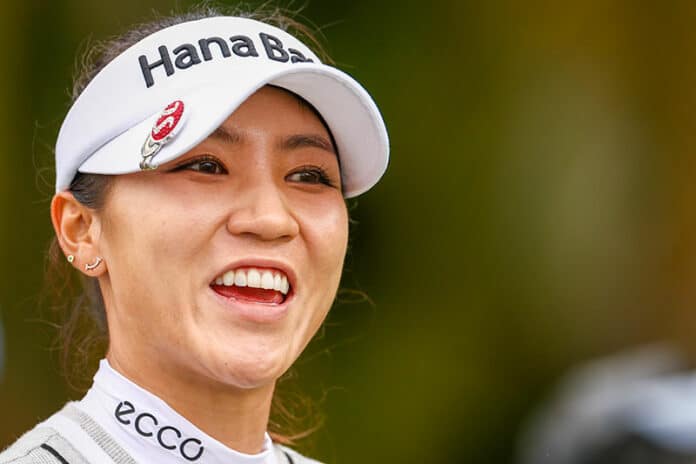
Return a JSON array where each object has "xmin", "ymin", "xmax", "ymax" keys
[{"xmin": 214, "ymin": 268, "xmax": 290, "ymax": 295}]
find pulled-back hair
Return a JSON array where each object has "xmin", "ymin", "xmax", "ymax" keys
[{"xmin": 45, "ymin": 2, "xmax": 331, "ymax": 446}]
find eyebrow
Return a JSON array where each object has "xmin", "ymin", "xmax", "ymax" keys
[
  {"xmin": 209, "ymin": 126, "xmax": 242, "ymax": 144},
  {"xmin": 279, "ymin": 134, "xmax": 336, "ymax": 155},
  {"xmin": 209, "ymin": 126, "xmax": 336, "ymax": 155}
]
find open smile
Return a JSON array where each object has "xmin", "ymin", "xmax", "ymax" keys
[{"xmin": 210, "ymin": 266, "xmax": 292, "ymax": 305}]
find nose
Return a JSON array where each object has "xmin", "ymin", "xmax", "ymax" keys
[{"xmin": 225, "ymin": 178, "xmax": 300, "ymax": 241}]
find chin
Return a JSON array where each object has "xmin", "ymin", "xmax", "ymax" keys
[
  {"xmin": 219, "ymin": 365, "xmax": 286, "ymax": 390},
  {"xmin": 208, "ymin": 348, "xmax": 293, "ymax": 390}
]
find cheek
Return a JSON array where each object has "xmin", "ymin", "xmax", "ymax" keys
[
  {"xmin": 297, "ymin": 199, "xmax": 349, "ymax": 338},
  {"xmin": 102, "ymin": 204, "xmax": 175, "ymax": 271},
  {"xmin": 99, "ymin": 186, "xmax": 212, "ymax": 302},
  {"xmin": 289, "ymin": 201, "xmax": 347, "ymax": 355},
  {"xmin": 103, "ymin": 180, "xmax": 216, "ymax": 257},
  {"xmin": 302, "ymin": 198, "xmax": 349, "ymax": 275},
  {"xmin": 98, "ymin": 187, "xmax": 224, "ymax": 352}
]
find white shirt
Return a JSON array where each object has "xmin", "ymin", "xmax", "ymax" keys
[{"xmin": 41, "ymin": 359, "xmax": 281, "ymax": 464}]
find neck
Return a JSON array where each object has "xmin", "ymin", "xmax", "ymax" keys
[{"xmin": 106, "ymin": 353, "xmax": 275, "ymax": 454}]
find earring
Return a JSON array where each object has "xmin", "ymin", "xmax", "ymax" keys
[
  {"xmin": 84, "ymin": 256, "xmax": 103, "ymax": 271},
  {"xmin": 67, "ymin": 255, "xmax": 75, "ymax": 263}
]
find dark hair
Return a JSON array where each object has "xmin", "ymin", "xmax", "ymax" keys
[{"xmin": 46, "ymin": 2, "xmax": 334, "ymax": 446}]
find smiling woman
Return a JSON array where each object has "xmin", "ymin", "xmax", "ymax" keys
[{"xmin": 0, "ymin": 4, "xmax": 387, "ymax": 464}]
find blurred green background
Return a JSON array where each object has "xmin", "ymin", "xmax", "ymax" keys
[{"xmin": 4, "ymin": 1, "xmax": 696, "ymax": 463}]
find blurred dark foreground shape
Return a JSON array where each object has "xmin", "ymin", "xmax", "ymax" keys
[{"xmin": 518, "ymin": 345, "xmax": 696, "ymax": 464}]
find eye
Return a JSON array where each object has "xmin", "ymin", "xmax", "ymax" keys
[
  {"xmin": 173, "ymin": 155, "xmax": 227, "ymax": 175},
  {"xmin": 286, "ymin": 165, "xmax": 336, "ymax": 187}
]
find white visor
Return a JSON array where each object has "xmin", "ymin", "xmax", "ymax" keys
[{"xmin": 55, "ymin": 16, "xmax": 389, "ymax": 198}]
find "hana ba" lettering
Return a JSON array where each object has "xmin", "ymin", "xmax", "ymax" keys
[{"xmin": 138, "ymin": 32, "xmax": 314, "ymax": 88}]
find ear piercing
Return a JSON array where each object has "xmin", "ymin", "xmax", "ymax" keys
[
  {"xmin": 65, "ymin": 255, "xmax": 103, "ymax": 271},
  {"xmin": 84, "ymin": 256, "xmax": 103, "ymax": 271}
]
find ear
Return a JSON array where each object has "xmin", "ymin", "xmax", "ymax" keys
[{"xmin": 51, "ymin": 191, "xmax": 106, "ymax": 276}]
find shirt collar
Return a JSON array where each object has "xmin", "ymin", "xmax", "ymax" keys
[{"xmin": 78, "ymin": 358, "xmax": 278, "ymax": 464}]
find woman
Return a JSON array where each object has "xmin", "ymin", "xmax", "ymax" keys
[{"xmin": 1, "ymin": 6, "xmax": 388, "ymax": 464}]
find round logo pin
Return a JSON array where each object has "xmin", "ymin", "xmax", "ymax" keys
[{"xmin": 141, "ymin": 100, "xmax": 186, "ymax": 170}]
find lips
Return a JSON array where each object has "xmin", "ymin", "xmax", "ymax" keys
[
  {"xmin": 210, "ymin": 266, "xmax": 291, "ymax": 304},
  {"xmin": 212, "ymin": 285, "xmax": 285, "ymax": 304}
]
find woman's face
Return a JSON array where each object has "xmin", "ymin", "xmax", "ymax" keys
[{"xmin": 96, "ymin": 86, "xmax": 348, "ymax": 391}]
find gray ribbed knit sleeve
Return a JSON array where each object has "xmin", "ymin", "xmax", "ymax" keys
[{"xmin": 0, "ymin": 426, "xmax": 88, "ymax": 464}]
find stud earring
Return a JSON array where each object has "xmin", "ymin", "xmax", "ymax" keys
[
  {"xmin": 84, "ymin": 256, "xmax": 103, "ymax": 271},
  {"xmin": 67, "ymin": 255, "xmax": 75, "ymax": 263}
]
